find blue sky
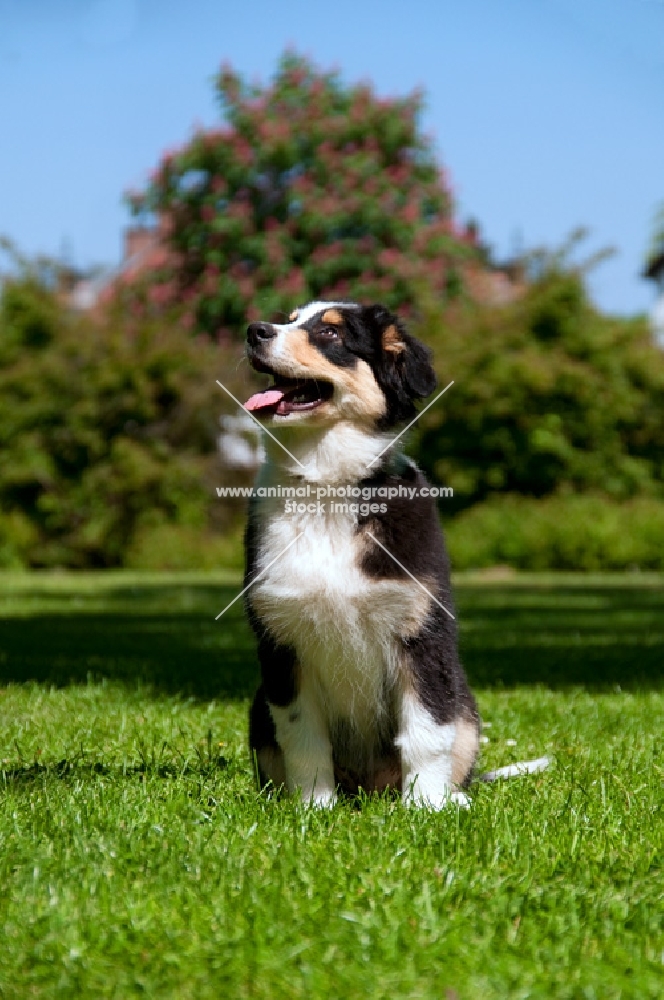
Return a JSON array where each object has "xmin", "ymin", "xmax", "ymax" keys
[{"xmin": 1, "ymin": 0, "xmax": 663, "ymax": 315}]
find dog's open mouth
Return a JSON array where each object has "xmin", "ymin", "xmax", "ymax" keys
[{"xmin": 244, "ymin": 375, "xmax": 334, "ymax": 417}]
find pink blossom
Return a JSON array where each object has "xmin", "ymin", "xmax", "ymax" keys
[
  {"xmin": 402, "ymin": 202, "xmax": 419, "ymax": 224},
  {"xmin": 148, "ymin": 283, "xmax": 175, "ymax": 307}
]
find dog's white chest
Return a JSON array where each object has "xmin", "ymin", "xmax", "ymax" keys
[
  {"xmin": 251, "ymin": 506, "xmax": 382, "ymax": 640},
  {"xmin": 250, "ymin": 504, "xmax": 426, "ymax": 726}
]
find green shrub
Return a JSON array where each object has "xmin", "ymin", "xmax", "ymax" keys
[
  {"xmin": 124, "ymin": 522, "xmax": 243, "ymax": 572},
  {"xmin": 413, "ymin": 262, "xmax": 664, "ymax": 509},
  {"xmin": 446, "ymin": 494, "xmax": 664, "ymax": 571},
  {"xmin": 0, "ymin": 510, "xmax": 38, "ymax": 569},
  {"xmin": 0, "ymin": 276, "xmax": 253, "ymax": 569}
]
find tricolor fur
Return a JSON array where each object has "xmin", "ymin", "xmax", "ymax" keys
[{"xmin": 244, "ymin": 301, "xmax": 480, "ymax": 808}]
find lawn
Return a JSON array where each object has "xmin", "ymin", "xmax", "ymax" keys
[{"xmin": 0, "ymin": 572, "xmax": 662, "ymax": 999}]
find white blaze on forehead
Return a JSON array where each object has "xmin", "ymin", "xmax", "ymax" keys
[{"xmin": 277, "ymin": 301, "xmax": 359, "ymax": 330}]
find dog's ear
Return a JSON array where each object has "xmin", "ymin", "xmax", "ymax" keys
[
  {"xmin": 361, "ymin": 304, "xmax": 437, "ymax": 410},
  {"xmin": 396, "ymin": 332, "xmax": 438, "ymax": 400}
]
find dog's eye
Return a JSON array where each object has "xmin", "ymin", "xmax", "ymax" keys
[{"xmin": 319, "ymin": 327, "xmax": 340, "ymax": 339}]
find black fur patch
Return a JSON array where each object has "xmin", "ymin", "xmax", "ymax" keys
[
  {"xmin": 358, "ymin": 461, "xmax": 451, "ymax": 586},
  {"xmin": 404, "ymin": 601, "xmax": 479, "ymax": 733},
  {"xmin": 244, "ymin": 499, "xmax": 298, "ymax": 709},
  {"xmin": 358, "ymin": 461, "xmax": 478, "ymax": 730},
  {"xmin": 249, "ymin": 684, "xmax": 278, "ymax": 755},
  {"xmin": 304, "ymin": 323, "xmax": 358, "ymax": 369}
]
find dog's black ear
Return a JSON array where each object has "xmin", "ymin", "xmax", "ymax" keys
[
  {"xmin": 356, "ymin": 303, "xmax": 438, "ymax": 426},
  {"xmin": 397, "ymin": 334, "xmax": 437, "ymax": 400},
  {"xmin": 360, "ymin": 304, "xmax": 437, "ymax": 421}
]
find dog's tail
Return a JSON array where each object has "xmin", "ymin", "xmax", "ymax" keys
[{"xmin": 479, "ymin": 756, "xmax": 551, "ymax": 783}]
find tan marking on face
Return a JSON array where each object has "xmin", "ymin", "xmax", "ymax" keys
[
  {"xmin": 382, "ymin": 324, "xmax": 406, "ymax": 354},
  {"xmin": 289, "ymin": 310, "xmax": 299, "ymax": 322},
  {"xmin": 451, "ymin": 718, "xmax": 480, "ymax": 786},
  {"xmin": 322, "ymin": 308, "xmax": 344, "ymax": 325},
  {"xmin": 281, "ymin": 327, "xmax": 386, "ymax": 422}
]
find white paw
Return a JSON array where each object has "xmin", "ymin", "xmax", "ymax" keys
[
  {"xmin": 403, "ymin": 780, "xmax": 470, "ymax": 810},
  {"xmin": 310, "ymin": 791, "xmax": 337, "ymax": 808},
  {"xmin": 449, "ymin": 789, "xmax": 470, "ymax": 809},
  {"xmin": 296, "ymin": 785, "xmax": 336, "ymax": 808}
]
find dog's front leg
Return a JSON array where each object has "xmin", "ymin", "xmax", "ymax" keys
[
  {"xmin": 269, "ymin": 687, "xmax": 336, "ymax": 806},
  {"xmin": 396, "ymin": 688, "xmax": 469, "ymax": 809}
]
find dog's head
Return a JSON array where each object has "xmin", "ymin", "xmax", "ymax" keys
[{"xmin": 244, "ymin": 301, "xmax": 437, "ymax": 429}]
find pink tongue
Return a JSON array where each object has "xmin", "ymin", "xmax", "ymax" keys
[{"xmin": 244, "ymin": 388, "xmax": 286, "ymax": 413}]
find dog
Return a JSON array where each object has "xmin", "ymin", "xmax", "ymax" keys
[{"xmin": 240, "ymin": 299, "xmax": 482, "ymax": 809}]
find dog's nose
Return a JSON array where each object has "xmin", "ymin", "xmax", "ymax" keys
[{"xmin": 247, "ymin": 322, "xmax": 277, "ymax": 347}]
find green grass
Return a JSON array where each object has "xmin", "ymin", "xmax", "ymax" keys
[{"xmin": 0, "ymin": 572, "xmax": 662, "ymax": 999}]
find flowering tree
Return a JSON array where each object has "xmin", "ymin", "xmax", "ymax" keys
[{"xmin": 126, "ymin": 52, "xmax": 477, "ymax": 338}]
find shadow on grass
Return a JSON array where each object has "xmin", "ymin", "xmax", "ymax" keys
[
  {"xmin": 0, "ymin": 583, "xmax": 258, "ymax": 700},
  {"xmin": 1, "ymin": 756, "xmax": 229, "ymax": 786},
  {"xmin": 0, "ymin": 580, "xmax": 662, "ymax": 696},
  {"xmin": 457, "ymin": 583, "xmax": 664, "ymax": 690}
]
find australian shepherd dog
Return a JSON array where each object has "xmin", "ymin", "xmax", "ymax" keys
[{"xmin": 242, "ymin": 300, "xmax": 479, "ymax": 808}]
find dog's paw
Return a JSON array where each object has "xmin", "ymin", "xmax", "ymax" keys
[
  {"xmin": 449, "ymin": 789, "xmax": 470, "ymax": 809},
  {"xmin": 304, "ymin": 788, "xmax": 337, "ymax": 808},
  {"xmin": 403, "ymin": 781, "xmax": 470, "ymax": 810},
  {"xmin": 310, "ymin": 795, "xmax": 336, "ymax": 809}
]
